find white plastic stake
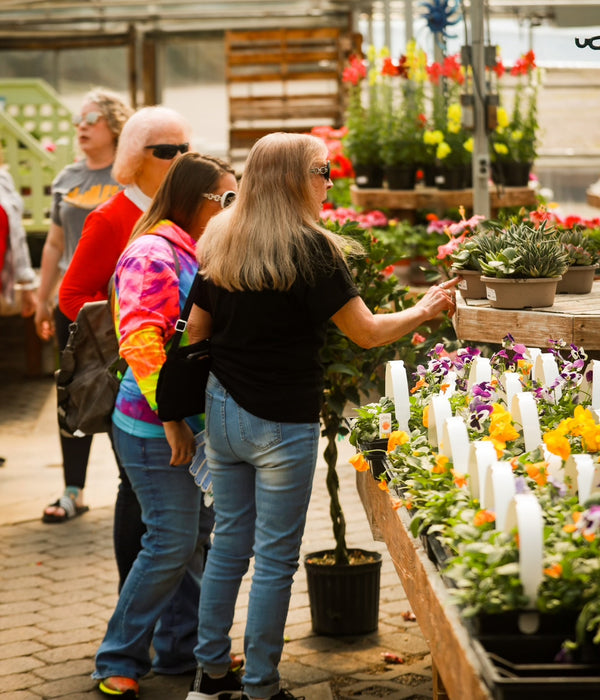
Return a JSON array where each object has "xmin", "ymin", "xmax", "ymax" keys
[
  {"xmin": 564, "ymin": 454, "xmax": 600, "ymax": 505},
  {"xmin": 428, "ymin": 394, "xmax": 452, "ymax": 449},
  {"xmin": 385, "ymin": 360, "xmax": 410, "ymax": 432},
  {"xmin": 468, "ymin": 440, "xmax": 498, "ymax": 505},
  {"xmin": 511, "ymin": 392, "xmax": 542, "ymax": 453},
  {"xmin": 581, "ymin": 360, "xmax": 600, "ymax": 409},
  {"xmin": 501, "ymin": 371, "xmax": 522, "ymax": 409},
  {"xmin": 484, "ymin": 461, "xmax": 516, "ymax": 531},
  {"xmin": 441, "ymin": 416, "xmax": 470, "ymax": 472},
  {"xmin": 504, "ymin": 493, "xmax": 544, "ymax": 606},
  {"xmin": 467, "ymin": 356, "xmax": 492, "ymax": 390},
  {"xmin": 533, "ymin": 353, "xmax": 562, "ymax": 401}
]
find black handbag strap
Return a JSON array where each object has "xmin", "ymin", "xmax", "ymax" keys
[{"xmin": 169, "ymin": 271, "xmax": 203, "ymax": 354}]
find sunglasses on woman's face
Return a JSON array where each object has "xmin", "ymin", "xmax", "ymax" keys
[
  {"xmin": 309, "ymin": 161, "xmax": 331, "ymax": 180},
  {"xmin": 203, "ymin": 191, "xmax": 237, "ymax": 209},
  {"xmin": 144, "ymin": 143, "xmax": 190, "ymax": 160},
  {"xmin": 72, "ymin": 111, "xmax": 104, "ymax": 126}
]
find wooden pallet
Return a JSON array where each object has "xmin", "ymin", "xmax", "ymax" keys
[
  {"xmin": 225, "ymin": 28, "xmax": 356, "ymax": 163},
  {"xmin": 350, "ymin": 185, "xmax": 537, "ymax": 222}
]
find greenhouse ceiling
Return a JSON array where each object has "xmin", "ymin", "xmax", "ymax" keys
[{"xmin": 0, "ymin": 1, "xmax": 598, "ymax": 34}]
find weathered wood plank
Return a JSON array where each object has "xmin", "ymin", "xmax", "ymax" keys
[
  {"xmin": 356, "ymin": 472, "xmax": 493, "ymax": 700},
  {"xmin": 453, "ymin": 283, "xmax": 600, "ymax": 348},
  {"xmin": 350, "ymin": 185, "xmax": 537, "ymax": 213}
]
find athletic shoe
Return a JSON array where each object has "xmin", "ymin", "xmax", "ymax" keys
[
  {"xmin": 187, "ymin": 668, "xmax": 243, "ymax": 700},
  {"xmin": 98, "ymin": 676, "xmax": 140, "ymax": 698}
]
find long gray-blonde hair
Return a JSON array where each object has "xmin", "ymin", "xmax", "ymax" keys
[{"xmin": 197, "ymin": 132, "xmax": 362, "ymax": 292}]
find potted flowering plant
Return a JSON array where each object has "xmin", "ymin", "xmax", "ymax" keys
[
  {"xmin": 374, "ymin": 334, "xmax": 600, "ymax": 671},
  {"xmin": 342, "ymin": 51, "xmax": 384, "ymax": 188},
  {"xmin": 435, "ymin": 102, "xmax": 474, "ymax": 190},
  {"xmin": 379, "ymin": 42, "xmax": 428, "ymax": 190},
  {"xmin": 490, "ymin": 50, "xmax": 539, "ymax": 187}
]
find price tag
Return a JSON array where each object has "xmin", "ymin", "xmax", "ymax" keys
[
  {"xmin": 428, "ymin": 394, "xmax": 452, "ymax": 449},
  {"xmin": 385, "ymin": 360, "xmax": 410, "ymax": 432},
  {"xmin": 468, "ymin": 440, "xmax": 498, "ymax": 505},
  {"xmin": 511, "ymin": 392, "xmax": 542, "ymax": 453},
  {"xmin": 441, "ymin": 416, "xmax": 470, "ymax": 472}
]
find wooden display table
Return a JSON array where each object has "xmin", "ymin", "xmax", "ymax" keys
[
  {"xmin": 356, "ymin": 471, "xmax": 492, "ymax": 700},
  {"xmin": 350, "ymin": 185, "xmax": 536, "ymax": 221},
  {"xmin": 453, "ymin": 282, "xmax": 600, "ymax": 349}
]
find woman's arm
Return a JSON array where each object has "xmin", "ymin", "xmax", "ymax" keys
[
  {"xmin": 34, "ymin": 222, "xmax": 65, "ymax": 339},
  {"xmin": 188, "ymin": 303, "xmax": 213, "ymax": 344},
  {"xmin": 332, "ymin": 278, "xmax": 459, "ymax": 349}
]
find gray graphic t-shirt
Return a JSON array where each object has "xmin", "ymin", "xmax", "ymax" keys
[{"xmin": 51, "ymin": 161, "xmax": 120, "ymax": 272}]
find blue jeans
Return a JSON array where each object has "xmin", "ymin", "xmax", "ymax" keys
[
  {"xmin": 94, "ymin": 426, "xmax": 214, "ymax": 680},
  {"xmin": 195, "ymin": 374, "xmax": 319, "ymax": 698}
]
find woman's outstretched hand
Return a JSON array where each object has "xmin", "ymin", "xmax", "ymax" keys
[{"xmin": 416, "ymin": 276, "xmax": 461, "ymax": 319}]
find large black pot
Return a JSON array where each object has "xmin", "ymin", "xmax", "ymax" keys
[{"xmin": 304, "ymin": 548, "xmax": 382, "ymax": 635}]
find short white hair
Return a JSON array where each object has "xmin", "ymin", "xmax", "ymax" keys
[{"xmin": 111, "ymin": 106, "xmax": 192, "ymax": 185}]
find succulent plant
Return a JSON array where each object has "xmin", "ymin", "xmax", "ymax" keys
[
  {"xmin": 450, "ymin": 231, "xmax": 502, "ymax": 271},
  {"xmin": 478, "ymin": 221, "xmax": 569, "ymax": 279},
  {"xmin": 558, "ymin": 229, "xmax": 600, "ymax": 267}
]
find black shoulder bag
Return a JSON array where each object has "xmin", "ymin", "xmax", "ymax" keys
[{"xmin": 156, "ymin": 272, "xmax": 211, "ymax": 421}]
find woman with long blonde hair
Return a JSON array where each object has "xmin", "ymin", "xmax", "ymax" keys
[{"xmin": 185, "ymin": 132, "xmax": 457, "ymax": 700}]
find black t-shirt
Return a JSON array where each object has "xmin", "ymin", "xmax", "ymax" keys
[{"xmin": 193, "ymin": 236, "xmax": 359, "ymax": 423}]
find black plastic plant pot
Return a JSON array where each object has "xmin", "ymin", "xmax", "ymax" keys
[
  {"xmin": 304, "ymin": 549, "xmax": 382, "ymax": 636},
  {"xmin": 359, "ymin": 438, "xmax": 389, "ymax": 480},
  {"xmin": 472, "ymin": 633, "xmax": 600, "ymax": 700}
]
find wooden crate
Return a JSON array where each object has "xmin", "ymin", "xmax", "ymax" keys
[
  {"xmin": 225, "ymin": 28, "xmax": 356, "ymax": 164},
  {"xmin": 453, "ymin": 282, "xmax": 600, "ymax": 349}
]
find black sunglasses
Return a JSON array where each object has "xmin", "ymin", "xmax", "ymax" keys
[
  {"xmin": 144, "ymin": 143, "xmax": 190, "ymax": 160},
  {"xmin": 309, "ymin": 161, "xmax": 331, "ymax": 180},
  {"xmin": 203, "ymin": 191, "xmax": 237, "ymax": 209}
]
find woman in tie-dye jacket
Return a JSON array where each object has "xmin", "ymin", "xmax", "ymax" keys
[{"xmin": 93, "ymin": 152, "xmax": 238, "ymax": 697}]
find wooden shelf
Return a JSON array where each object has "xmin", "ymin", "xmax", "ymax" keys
[
  {"xmin": 453, "ymin": 282, "xmax": 600, "ymax": 349},
  {"xmin": 350, "ymin": 185, "xmax": 536, "ymax": 221},
  {"xmin": 356, "ymin": 471, "xmax": 493, "ymax": 700}
]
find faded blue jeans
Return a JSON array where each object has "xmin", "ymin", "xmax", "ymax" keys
[
  {"xmin": 194, "ymin": 373, "xmax": 319, "ymax": 698},
  {"xmin": 94, "ymin": 426, "xmax": 214, "ymax": 681}
]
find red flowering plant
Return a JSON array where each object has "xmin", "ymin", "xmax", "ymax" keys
[
  {"xmin": 379, "ymin": 41, "xmax": 429, "ymax": 169},
  {"xmin": 310, "ymin": 125, "xmax": 355, "ymax": 207},
  {"xmin": 341, "ymin": 50, "xmax": 383, "ymax": 169},
  {"xmin": 491, "ymin": 50, "xmax": 540, "ymax": 165}
]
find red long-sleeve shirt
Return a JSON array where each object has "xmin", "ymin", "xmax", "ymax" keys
[{"xmin": 59, "ymin": 191, "xmax": 142, "ymax": 321}]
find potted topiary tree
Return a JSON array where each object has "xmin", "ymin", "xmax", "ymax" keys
[{"xmin": 303, "ymin": 218, "xmax": 443, "ymax": 635}]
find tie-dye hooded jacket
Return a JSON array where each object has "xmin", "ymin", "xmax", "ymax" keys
[{"xmin": 112, "ymin": 220, "xmax": 202, "ymax": 438}]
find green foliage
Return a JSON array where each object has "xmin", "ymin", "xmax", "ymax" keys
[
  {"xmin": 343, "ymin": 84, "xmax": 382, "ymax": 166},
  {"xmin": 348, "ymin": 397, "xmax": 398, "ymax": 447}
]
